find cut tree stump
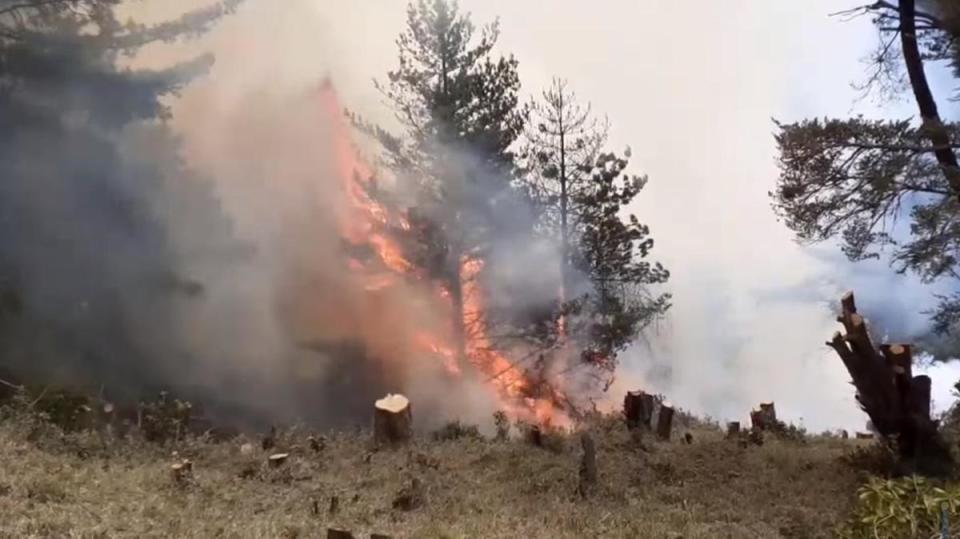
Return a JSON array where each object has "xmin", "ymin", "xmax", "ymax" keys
[
  {"xmin": 826, "ymin": 291, "xmax": 952, "ymax": 475},
  {"xmin": 750, "ymin": 402, "xmax": 779, "ymax": 431},
  {"xmin": 374, "ymin": 394, "xmax": 412, "ymax": 447},
  {"xmin": 657, "ymin": 403, "xmax": 674, "ymax": 440},
  {"xmin": 624, "ymin": 390, "xmax": 655, "ymax": 429},
  {"xmin": 268, "ymin": 453, "xmax": 289, "ymax": 468},
  {"xmin": 577, "ymin": 432, "xmax": 597, "ymax": 498},
  {"xmin": 726, "ymin": 422, "xmax": 741, "ymax": 437},
  {"xmin": 170, "ymin": 460, "xmax": 192, "ymax": 483}
]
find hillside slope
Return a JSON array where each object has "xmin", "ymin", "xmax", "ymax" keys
[{"xmin": 0, "ymin": 410, "xmax": 872, "ymax": 539}]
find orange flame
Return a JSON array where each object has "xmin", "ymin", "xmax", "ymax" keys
[{"xmin": 317, "ymin": 80, "xmax": 567, "ymax": 428}]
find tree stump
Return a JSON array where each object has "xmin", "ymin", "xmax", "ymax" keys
[
  {"xmin": 577, "ymin": 432, "xmax": 597, "ymax": 498},
  {"xmin": 826, "ymin": 291, "xmax": 952, "ymax": 475},
  {"xmin": 726, "ymin": 421, "xmax": 741, "ymax": 437},
  {"xmin": 750, "ymin": 402, "xmax": 779, "ymax": 431},
  {"xmin": 170, "ymin": 460, "xmax": 192, "ymax": 483},
  {"xmin": 374, "ymin": 394, "xmax": 412, "ymax": 447},
  {"xmin": 759, "ymin": 402, "xmax": 777, "ymax": 424},
  {"xmin": 268, "ymin": 453, "xmax": 289, "ymax": 468},
  {"xmin": 656, "ymin": 403, "xmax": 674, "ymax": 440},
  {"xmin": 327, "ymin": 530, "xmax": 355, "ymax": 539},
  {"xmin": 624, "ymin": 390, "xmax": 654, "ymax": 429}
]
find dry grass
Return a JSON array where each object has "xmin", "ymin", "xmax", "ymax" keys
[{"xmin": 0, "ymin": 410, "xmax": 875, "ymax": 539}]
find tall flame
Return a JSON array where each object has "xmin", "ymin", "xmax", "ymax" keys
[{"xmin": 317, "ymin": 79, "xmax": 568, "ymax": 427}]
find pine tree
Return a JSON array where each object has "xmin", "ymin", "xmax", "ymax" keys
[
  {"xmin": 772, "ymin": 0, "xmax": 960, "ymax": 359},
  {"xmin": 0, "ymin": 0, "xmax": 243, "ymax": 393},
  {"xmin": 521, "ymin": 80, "xmax": 670, "ymax": 377},
  {"xmin": 362, "ymin": 0, "xmax": 527, "ymax": 365}
]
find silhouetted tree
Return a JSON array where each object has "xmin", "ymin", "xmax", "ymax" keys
[{"xmin": 0, "ymin": 1, "xmax": 243, "ymax": 394}]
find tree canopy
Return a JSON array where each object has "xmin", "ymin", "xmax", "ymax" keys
[
  {"xmin": 0, "ymin": 0, "xmax": 243, "ymax": 394},
  {"xmin": 772, "ymin": 0, "xmax": 960, "ymax": 360}
]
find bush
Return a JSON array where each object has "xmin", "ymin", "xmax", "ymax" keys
[
  {"xmin": 140, "ymin": 391, "xmax": 193, "ymax": 443},
  {"xmin": 837, "ymin": 476, "xmax": 960, "ymax": 539},
  {"xmin": 493, "ymin": 411, "xmax": 510, "ymax": 441},
  {"xmin": 432, "ymin": 420, "xmax": 481, "ymax": 442}
]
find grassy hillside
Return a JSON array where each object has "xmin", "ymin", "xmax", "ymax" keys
[{"xmin": 0, "ymin": 399, "xmax": 884, "ymax": 539}]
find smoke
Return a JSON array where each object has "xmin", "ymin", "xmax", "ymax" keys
[
  {"xmin": 7, "ymin": 0, "xmax": 960, "ymax": 435},
  {"xmin": 0, "ymin": 0, "xmax": 504, "ymax": 431}
]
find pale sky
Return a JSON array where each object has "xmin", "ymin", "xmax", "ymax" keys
[{"xmin": 130, "ymin": 0, "xmax": 960, "ymax": 432}]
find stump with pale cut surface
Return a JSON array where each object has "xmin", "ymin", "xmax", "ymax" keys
[{"xmin": 374, "ymin": 393, "xmax": 412, "ymax": 446}]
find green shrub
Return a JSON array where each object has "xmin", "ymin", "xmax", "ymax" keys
[{"xmin": 837, "ymin": 476, "xmax": 960, "ymax": 539}]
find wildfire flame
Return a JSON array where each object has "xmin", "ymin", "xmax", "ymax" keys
[{"xmin": 317, "ymin": 79, "xmax": 568, "ymax": 428}]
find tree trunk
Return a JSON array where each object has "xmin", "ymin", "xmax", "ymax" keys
[
  {"xmin": 373, "ymin": 394, "xmax": 412, "ymax": 447},
  {"xmin": 826, "ymin": 291, "xmax": 951, "ymax": 475},
  {"xmin": 657, "ymin": 403, "xmax": 674, "ymax": 441},
  {"xmin": 558, "ymin": 90, "xmax": 570, "ymax": 307},
  {"xmin": 899, "ymin": 0, "xmax": 960, "ymax": 198},
  {"xmin": 448, "ymin": 260, "xmax": 467, "ymax": 369}
]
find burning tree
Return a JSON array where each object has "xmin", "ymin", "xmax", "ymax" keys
[
  {"xmin": 332, "ymin": 1, "xmax": 671, "ymax": 425},
  {"xmin": 345, "ymin": 0, "xmax": 572, "ymax": 424},
  {"xmin": 520, "ymin": 79, "xmax": 671, "ymax": 390}
]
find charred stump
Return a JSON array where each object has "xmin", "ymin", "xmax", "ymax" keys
[
  {"xmin": 374, "ymin": 394, "xmax": 412, "ymax": 447},
  {"xmin": 624, "ymin": 390, "xmax": 654, "ymax": 430},
  {"xmin": 826, "ymin": 291, "xmax": 951, "ymax": 475},
  {"xmin": 656, "ymin": 403, "xmax": 674, "ymax": 441},
  {"xmin": 750, "ymin": 402, "xmax": 784, "ymax": 433}
]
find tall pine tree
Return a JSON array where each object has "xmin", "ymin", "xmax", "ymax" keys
[
  {"xmin": 363, "ymin": 0, "xmax": 527, "ymax": 365},
  {"xmin": 521, "ymin": 79, "xmax": 670, "ymax": 380}
]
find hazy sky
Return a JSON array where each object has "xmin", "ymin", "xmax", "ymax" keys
[{"xmin": 131, "ymin": 0, "xmax": 960, "ymax": 432}]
